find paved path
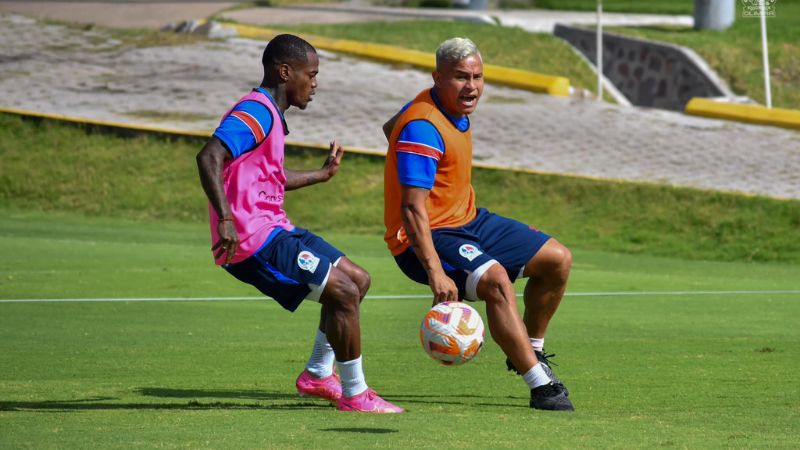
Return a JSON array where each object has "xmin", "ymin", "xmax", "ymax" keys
[
  {"xmin": 0, "ymin": 1, "xmax": 237, "ymax": 29},
  {"xmin": 0, "ymin": 1, "xmax": 693, "ymax": 32},
  {"xmin": 224, "ymin": 3, "xmax": 693, "ymax": 32},
  {"xmin": 0, "ymin": 10, "xmax": 798, "ymax": 200}
]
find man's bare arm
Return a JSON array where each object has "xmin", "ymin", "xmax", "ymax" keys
[
  {"xmin": 196, "ymin": 137, "xmax": 238, "ymax": 263},
  {"xmin": 285, "ymin": 140, "xmax": 343, "ymax": 191},
  {"xmin": 401, "ymin": 186, "xmax": 458, "ymax": 304}
]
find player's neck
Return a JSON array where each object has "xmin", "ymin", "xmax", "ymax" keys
[{"xmin": 260, "ymin": 84, "xmax": 289, "ymax": 112}]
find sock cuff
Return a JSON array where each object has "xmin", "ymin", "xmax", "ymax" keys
[
  {"xmin": 530, "ymin": 338, "xmax": 544, "ymax": 353},
  {"xmin": 316, "ymin": 328, "xmax": 331, "ymax": 347},
  {"xmin": 336, "ymin": 355, "xmax": 363, "ymax": 367},
  {"xmin": 523, "ymin": 362, "xmax": 551, "ymax": 389}
]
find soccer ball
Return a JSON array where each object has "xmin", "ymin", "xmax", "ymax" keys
[{"xmin": 420, "ymin": 301, "xmax": 485, "ymax": 366}]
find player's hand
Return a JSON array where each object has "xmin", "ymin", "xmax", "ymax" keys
[
  {"xmin": 429, "ymin": 271, "xmax": 458, "ymax": 306},
  {"xmin": 321, "ymin": 140, "xmax": 344, "ymax": 181},
  {"xmin": 212, "ymin": 220, "xmax": 239, "ymax": 265}
]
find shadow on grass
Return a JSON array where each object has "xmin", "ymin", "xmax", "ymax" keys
[
  {"xmin": 136, "ymin": 387, "xmax": 298, "ymax": 401},
  {"xmin": 321, "ymin": 427, "xmax": 399, "ymax": 434},
  {"xmin": 387, "ymin": 393, "xmax": 528, "ymax": 409},
  {"xmin": 140, "ymin": 388, "xmax": 526, "ymax": 408},
  {"xmin": 0, "ymin": 388, "xmax": 333, "ymax": 412},
  {"xmin": 1, "ymin": 389, "xmax": 529, "ymax": 413}
]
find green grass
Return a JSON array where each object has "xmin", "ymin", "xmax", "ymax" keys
[
  {"xmin": 272, "ymin": 20, "xmax": 603, "ymax": 98},
  {"xmin": 2, "ymin": 8, "xmax": 798, "ymax": 447},
  {"xmin": 1, "ymin": 211, "xmax": 799, "ymax": 448},
  {"xmin": 530, "ymin": 0, "xmax": 694, "ymax": 14},
  {"xmin": 603, "ymin": 0, "xmax": 800, "ymax": 109},
  {"xmin": 1, "ymin": 113, "xmax": 799, "ymax": 263}
]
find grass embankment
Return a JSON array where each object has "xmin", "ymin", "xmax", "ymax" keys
[
  {"xmin": 611, "ymin": 0, "xmax": 800, "ymax": 109},
  {"xmin": 1, "ymin": 113, "xmax": 798, "ymax": 263},
  {"xmin": 538, "ymin": 0, "xmax": 800, "ymax": 109},
  {"xmin": 530, "ymin": 0, "xmax": 693, "ymax": 14},
  {"xmin": 270, "ymin": 20, "xmax": 602, "ymax": 97},
  {"xmin": 261, "ymin": 2, "xmax": 799, "ymax": 108}
]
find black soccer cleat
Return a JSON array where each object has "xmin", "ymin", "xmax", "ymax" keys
[
  {"xmin": 506, "ymin": 350, "xmax": 570, "ymax": 397},
  {"xmin": 530, "ymin": 383, "xmax": 574, "ymax": 411}
]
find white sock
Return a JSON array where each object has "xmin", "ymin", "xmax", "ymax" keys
[
  {"xmin": 530, "ymin": 338, "xmax": 544, "ymax": 353},
  {"xmin": 523, "ymin": 363, "xmax": 552, "ymax": 389},
  {"xmin": 305, "ymin": 329, "xmax": 335, "ymax": 378},
  {"xmin": 337, "ymin": 355, "xmax": 368, "ymax": 398}
]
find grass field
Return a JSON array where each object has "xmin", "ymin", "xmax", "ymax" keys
[
  {"xmin": 1, "ymin": 210, "xmax": 799, "ymax": 448},
  {"xmin": 1, "ymin": 112, "xmax": 798, "ymax": 448}
]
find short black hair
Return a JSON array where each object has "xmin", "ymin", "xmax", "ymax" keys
[{"xmin": 261, "ymin": 34, "xmax": 316, "ymax": 70}]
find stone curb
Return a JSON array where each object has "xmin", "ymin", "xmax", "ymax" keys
[
  {"xmin": 226, "ymin": 22, "xmax": 571, "ymax": 97},
  {"xmin": 685, "ymin": 98, "xmax": 800, "ymax": 130}
]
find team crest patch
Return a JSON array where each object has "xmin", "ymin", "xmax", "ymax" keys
[
  {"xmin": 458, "ymin": 244, "xmax": 482, "ymax": 262},
  {"xmin": 297, "ymin": 251, "xmax": 320, "ymax": 273}
]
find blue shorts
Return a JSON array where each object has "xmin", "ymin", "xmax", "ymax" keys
[
  {"xmin": 394, "ymin": 208, "xmax": 550, "ymax": 301},
  {"xmin": 224, "ymin": 227, "xmax": 345, "ymax": 312}
]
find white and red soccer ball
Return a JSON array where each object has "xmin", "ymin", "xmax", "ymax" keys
[{"xmin": 420, "ymin": 301, "xmax": 485, "ymax": 366}]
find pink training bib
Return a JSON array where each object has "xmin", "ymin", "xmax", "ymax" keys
[{"xmin": 208, "ymin": 90, "xmax": 294, "ymax": 265}]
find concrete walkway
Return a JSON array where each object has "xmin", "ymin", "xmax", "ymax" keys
[
  {"xmin": 0, "ymin": 1, "xmax": 693, "ymax": 32},
  {"xmin": 0, "ymin": 1, "xmax": 237, "ymax": 29},
  {"xmin": 0, "ymin": 7, "xmax": 798, "ymax": 200},
  {"xmin": 221, "ymin": 3, "xmax": 693, "ymax": 33}
]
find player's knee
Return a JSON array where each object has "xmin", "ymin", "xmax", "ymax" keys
[
  {"xmin": 552, "ymin": 243, "xmax": 573, "ymax": 282},
  {"xmin": 477, "ymin": 269, "xmax": 513, "ymax": 305},
  {"xmin": 336, "ymin": 258, "xmax": 371, "ymax": 301},
  {"xmin": 337, "ymin": 281, "xmax": 361, "ymax": 313},
  {"xmin": 535, "ymin": 240, "xmax": 572, "ymax": 283}
]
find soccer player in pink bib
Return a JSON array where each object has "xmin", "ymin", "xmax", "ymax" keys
[{"xmin": 196, "ymin": 34, "xmax": 403, "ymax": 414}]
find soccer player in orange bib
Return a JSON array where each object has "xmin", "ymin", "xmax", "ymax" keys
[{"xmin": 383, "ymin": 37, "xmax": 574, "ymax": 411}]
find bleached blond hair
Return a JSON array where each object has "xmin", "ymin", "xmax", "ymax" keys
[{"xmin": 435, "ymin": 37, "xmax": 481, "ymax": 70}]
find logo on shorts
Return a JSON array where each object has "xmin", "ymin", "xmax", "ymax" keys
[
  {"xmin": 459, "ymin": 244, "xmax": 482, "ymax": 262},
  {"xmin": 297, "ymin": 251, "xmax": 320, "ymax": 273}
]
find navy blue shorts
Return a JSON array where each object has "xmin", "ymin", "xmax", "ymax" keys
[
  {"xmin": 224, "ymin": 227, "xmax": 345, "ymax": 312},
  {"xmin": 394, "ymin": 208, "xmax": 550, "ymax": 301}
]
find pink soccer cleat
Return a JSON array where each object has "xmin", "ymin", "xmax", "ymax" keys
[
  {"xmin": 337, "ymin": 388, "xmax": 405, "ymax": 413},
  {"xmin": 296, "ymin": 369, "xmax": 342, "ymax": 403}
]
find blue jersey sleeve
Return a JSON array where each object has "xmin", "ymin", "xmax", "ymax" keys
[
  {"xmin": 213, "ymin": 100, "xmax": 273, "ymax": 159},
  {"xmin": 396, "ymin": 120, "xmax": 444, "ymax": 190}
]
